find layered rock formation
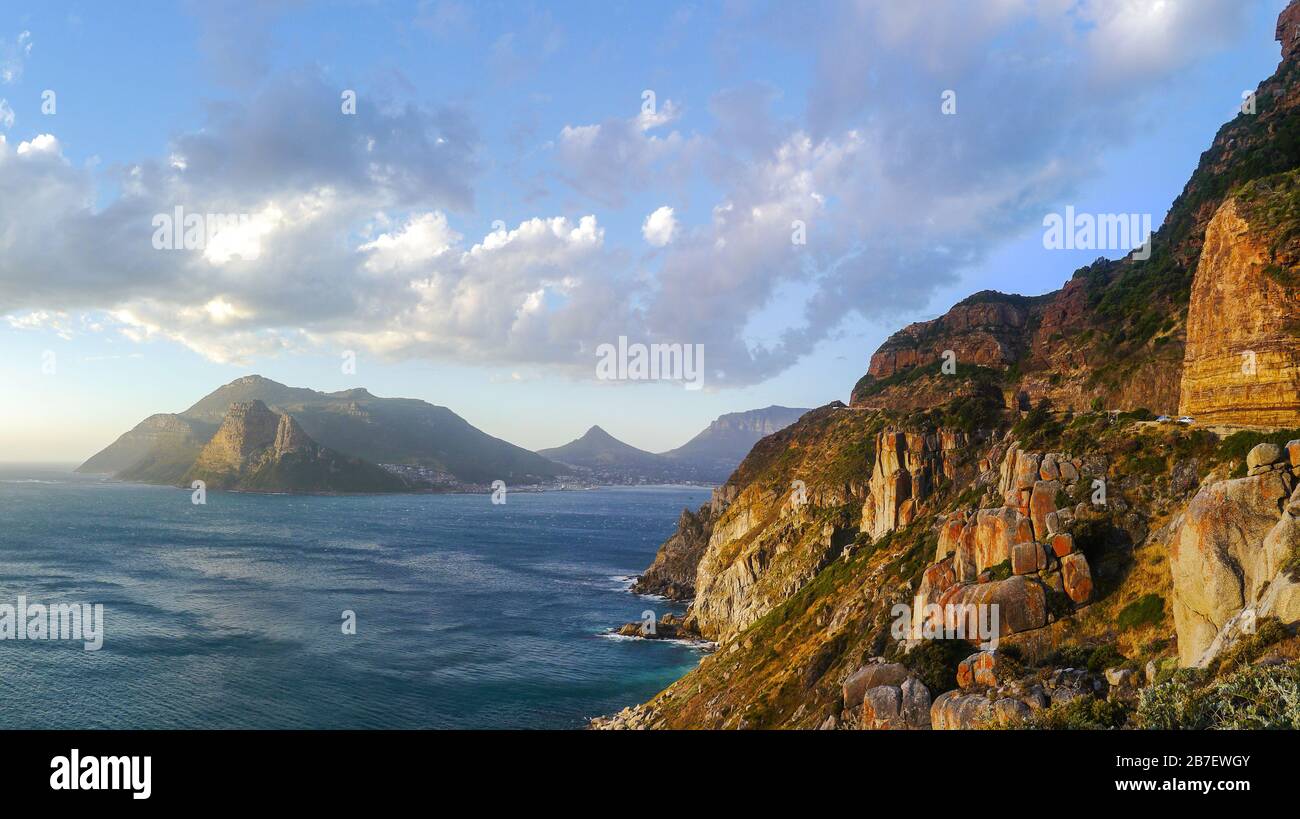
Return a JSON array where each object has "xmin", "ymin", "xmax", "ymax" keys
[
  {"xmin": 1179, "ymin": 192, "xmax": 1300, "ymax": 427},
  {"xmin": 866, "ymin": 294, "xmax": 1032, "ymax": 380},
  {"xmin": 862, "ymin": 429, "xmax": 980, "ymax": 538}
]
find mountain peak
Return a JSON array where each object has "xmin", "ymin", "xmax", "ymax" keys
[
  {"xmin": 1279, "ymin": 0, "xmax": 1300, "ymax": 61},
  {"xmin": 228, "ymin": 374, "xmax": 284, "ymax": 388}
]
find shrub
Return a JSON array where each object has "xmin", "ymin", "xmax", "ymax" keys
[
  {"xmin": 897, "ymin": 639, "xmax": 972, "ymax": 695},
  {"xmin": 1136, "ymin": 664, "xmax": 1300, "ymax": 729},
  {"xmin": 1116, "ymin": 594, "xmax": 1165, "ymax": 631},
  {"xmin": 985, "ymin": 560, "xmax": 1013, "ymax": 582},
  {"xmin": 1019, "ymin": 695, "xmax": 1129, "ymax": 729}
]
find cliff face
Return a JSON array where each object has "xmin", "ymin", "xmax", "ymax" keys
[
  {"xmin": 186, "ymin": 401, "xmax": 282, "ymax": 482},
  {"xmin": 631, "ymin": 503, "xmax": 715, "ymax": 600},
  {"xmin": 867, "ymin": 295, "xmax": 1032, "ymax": 380},
  {"xmin": 1179, "ymin": 186, "xmax": 1300, "ymax": 427},
  {"xmin": 601, "ymin": 1, "xmax": 1300, "ymax": 732},
  {"xmin": 853, "ymin": 9, "xmax": 1300, "ymax": 420},
  {"xmin": 182, "ymin": 400, "xmax": 407, "ymax": 493}
]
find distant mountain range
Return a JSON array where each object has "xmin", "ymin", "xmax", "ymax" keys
[
  {"xmin": 79, "ymin": 376, "xmax": 809, "ymax": 492},
  {"xmin": 539, "ymin": 406, "xmax": 810, "ymax": 484}
]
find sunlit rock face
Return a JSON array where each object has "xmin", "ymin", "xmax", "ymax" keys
[{"xmin": 1179, "ymin": 198, "xmax": 1300, "ymax": 428}]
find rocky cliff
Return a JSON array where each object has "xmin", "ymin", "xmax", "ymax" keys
[
  {"xmin": 1179, "ymin": 180, "xmax": 1300, "ymax": 426},
  {"xmin": 631, "ymin": 503, "xmax": 716, "ymax": 600},
  {"xmin": 182, "ymin": 400, "xmax": 407, "ymax": 493},
  {"xmin": 853, "ymin": 4, "xmax": 1300, "ymax": 420},
  {"xmin": 600, "ymin": 5, "xmax": 1300, "ymax": 731}
]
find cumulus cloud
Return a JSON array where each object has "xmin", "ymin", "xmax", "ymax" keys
[
  {"xmin": 642, "ymin": 206, "xmax": 677, "ymax": 247},
  {"xmin": 0, "ymin": 1, "xmax": 1266, "ymax": 387}
]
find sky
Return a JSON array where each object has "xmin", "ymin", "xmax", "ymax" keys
[{"xmin": 0, "ymin": 0, "xmax": 1290, "ymax": 462}]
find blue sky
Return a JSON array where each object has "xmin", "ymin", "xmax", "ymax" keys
[{"xmin": 0, "ymin": 0, "xmax": 1289, "ymax": 461}]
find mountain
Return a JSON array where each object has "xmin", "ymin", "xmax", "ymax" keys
[
  {"xmin": 78, "ymin": 413, "xmax": 218, "ymax": 483},
  {"xmin": 537, "ymin": 425, "xmax": 687, "ymax": 484},
  {"xmin": 852, "ymin": 1, "xmax": 1300, "ymax": 419},
  {"xmin": 80, "ymin": 375, "xmax": 564, "ymax": 487},
  {"xmin": 598, "ymin": 7, "xmax": 1300, "ymax": 731},
  {"xmin": 539, "ymin": 408, "xmax": 811, "ymax": 485},
  {"xmin": 182, "ymin": 400, "xmax": 407, "ymax": 493},
  {"xmin": 539, "ymin": 425, "xmax": 662, "ymax": 469},
  {"xmin": 661, "ymin": 406, "xmax": 810, "ymax": 480}
]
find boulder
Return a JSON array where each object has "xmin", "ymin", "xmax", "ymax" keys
[
  {"xmin": 901, "ymin": 677, "xmax": 932, "ymax": 728},
  {"xmin": 1287, "ymin": 440, "xmax": 1300, "ymax": 471},
  {"xmin": 938, "ymin": 575, "xmax": 1047, "ymax": 638},
  {"xmin": 1012, "ymin": 541, "xmax": 1046, "ymax": 575},
  {"xmin": 1058, "ymin": 460, "xmax": 1079, "ymax": 483},
  {"xmin": 1029, "ymin": 480, "xmax": 1061, "ymax": 540},
  {"xmin": 958, "ymin": 650, "xmax": 1009, "ymax": 688},
  {"xmin": 1015, "ymin": 452, "xmax": 1042, "ymax": 491},
  {"xmin": 842, "ymin": 662, "xmax": 910, "ymax": 707},
  {"xmin": 912, "ymin": 556, "xmax": 959, "ymax": 638},
  {"xmin": 954, "ymin": 519, "xmax": 979, "ymax": 583},
  {"xmin": 1049, "ymin": 533, "xmax": 1074, "ymax": 557},
  {"xmin": 860, "ymin": 685, "xmax": 903, "ymax": 730},
  {"xmin": 1039, "ymin": 454, "xmax": 1060, "ymax": 482},
  {"xmin": 992, "ymin": 697, "xmax": 1031, "ymax": 726},
  {"xmin": 1170, "ymin": 471, "xmax": 1292, "ymax": 665},
  {"xmin": 931, "ymin": 690, "xmax": 994, "ymax": 730},
  {"xmin": 974, "ymin": 507, "xmax": 1024, "ymax": 572},
  {"xmin": 936, "ymin": 513, "xmax": 967, "ymax": 562},
  {"xmin": 1060, "ymin": 552, "xmax": 1093, "ymax": 603},
  {"xmin": 1247, "ymin": 443, "xmax": 1283, "ymax": 471}
]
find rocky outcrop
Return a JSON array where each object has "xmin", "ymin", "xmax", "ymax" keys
[
  {"xmin": 905, "ymin": 441, "xmax": 1096, "ymax": 644},
  {"xmin": 840, "ymin": 660, "xmax": 932, "ymax": 730},
  {"xmin": 1170, "ymin": 444, "xmax": 1300, "ymax": 666},
  {"xmin": 182, "ymin": 400, "xmax": 406, "ymax": 493},
  {"xmin": 1179, "ymin": 197, "xmax": 1300, "ymax": 427},
  {"xmin": 1280, "ymin": 0, "xmax": 1300, "ymax": 62},
  {"xmin": 862, "ymin": 428, "xmax": 980, "ymax": 539},
  {"xmin": 632, "ymin": 503, "xmax": 715, "ymax": 600},
  {"xmin": 184, "ymin": 401, "xmax": 283, "ymax": 483},
  {"xmin": 865, "ymin": 295, "xmax": 1031, "ymax": 380}
]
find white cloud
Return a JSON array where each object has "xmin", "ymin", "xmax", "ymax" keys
[
  {"xmin": 0, "ymin": 99, "xmax": 12, "ymax": 130},
  {"xmin": 642, "ymin": 206, "xmax": 677, "ymax": 247},
  {"xmin": 555, "ymin": 105, "xmax": 700, "ymax": 206},
  {"xmin": 0, "ymin": 1, "xmax": 1265, "ymax": 385},
  {"xmin": 0, "ymin": 31, "xmax": 32, "ymax": 85},
  {"xmin": 359, "ymin": 211, "xmax": 460, "ymax": 272},
  {"xmin": 16, "ymin": 133, "xmax": 59, "ymax": 156}
]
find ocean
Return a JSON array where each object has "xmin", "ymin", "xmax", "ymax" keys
[{"xmin": 0, "ymin": 464, "xmax": 710, "ymax": 729}]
